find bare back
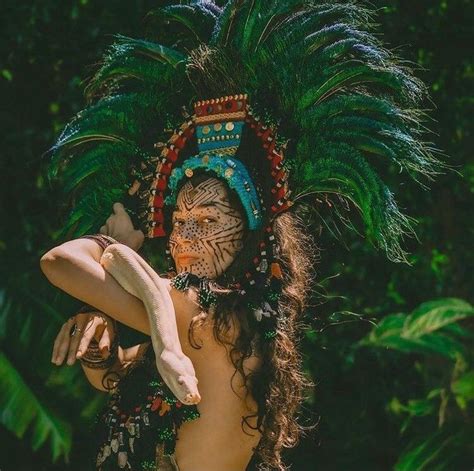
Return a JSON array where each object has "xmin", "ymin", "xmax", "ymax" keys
[{"xmin": 169, "ymin": 283, "xmax": 262, "ymax": 471}]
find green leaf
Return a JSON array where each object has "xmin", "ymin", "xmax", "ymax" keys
[
  {"xmin": 364, "ymin": 313, "xmax": 405, "ymax": 342},
  {"xmin": 395, "ymin": 428, "xmax": 471, "ymax": 471},
  {"xmin": 451, "ymin": 371, "xmax": 474, "ymax": 402},
  {"xmin": 360, "ymin": 298, "xmax": 474, "ymax": 359},
  {"xmin": 388, "ymin": 396, "xmax": 435, "ymax": 418},
  {"xmin": 404, "ymin": 398, "xmax": 435, "ymax": 417},
  {"xmin": 0, "ymin": 352, "xmax": 71, "ymax": 461},
  {"xmin": 404, "ymin": 298, "xmax": 474, "ymax": 337}
]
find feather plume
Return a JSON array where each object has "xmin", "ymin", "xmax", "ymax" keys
[{"xmin": 50, "ymin": 0, "xmax": 443, "ymax": 261}]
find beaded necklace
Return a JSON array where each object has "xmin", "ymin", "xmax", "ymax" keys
[{"xmin": 170, "ymin": 271, "xmax": 282, "ymax": 340}]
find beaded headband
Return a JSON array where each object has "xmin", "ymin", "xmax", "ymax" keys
[
  {"xmin": 165, "ymin": 155, "xmax": 262, "ymax": 229},
  {"xmin": 164, "ymin": 94, "xmax": 262, "ymax": 229},
  {"xmin": 146, "ymin": 94, "xmax": 292, "ymax": 238}
]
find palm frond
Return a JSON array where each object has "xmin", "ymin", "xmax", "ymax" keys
[{"xmin": 0, "ymin": 352, "xmax": 72, "ymax": 461}]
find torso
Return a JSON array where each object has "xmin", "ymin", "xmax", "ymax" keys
[{"xmin": 168, "ymin": 282, "xmax": 262, "ymax": 471}]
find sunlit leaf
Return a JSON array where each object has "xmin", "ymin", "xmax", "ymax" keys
[
  {"xmin": 0, "ymin": 352, "xmax": 71, "ymax": 461},
  {"xmin": 451, "ymin": 372, "xmax": 474, "ymax": 403},
  {"xmin": 404, "ymin": 298, "xmax": 474, "ymax": 336},
  {"xmin": 360, "ymin": 298, "xmax": 474, "ymax": 359}
]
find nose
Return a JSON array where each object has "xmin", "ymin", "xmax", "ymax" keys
[{"xmin": 175, "ymin": 221, "xmax": 197, "ymax": 245}]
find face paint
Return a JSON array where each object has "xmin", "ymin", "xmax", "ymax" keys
[{"xmin": 169, "ymin": 177, "xmax": 245, "ymax": 278}]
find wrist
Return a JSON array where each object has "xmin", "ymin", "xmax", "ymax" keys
[
  {"xmin": 80, "ymin": 234, "xmax": 119, "ymax": 251},
  {"xmin": 80, "ymin": 336, "xmax": 119, "ymax": 370},
  {"xmin": 119, "ymin": 231, "xmax": 145, "ymax": 251},
  {"xmin": 76, "ymin": 307, "xmax": 119, "ymax": 370}
]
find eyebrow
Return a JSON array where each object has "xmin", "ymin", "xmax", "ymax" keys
[
  {"xmin": 196, "ymin": 202, "xmax": 218, "ymax": 209},
  {"xmin": 173, "ymin": 202, "xmax": 220, "ymax": 212}
]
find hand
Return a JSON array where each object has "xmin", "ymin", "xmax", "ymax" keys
[
  {"xmin": 100, "ymin": 202, "xmax": 145, "ymax": 251},
  {"xmin": 51, "ymin": 311, "xmax": 116, "ymax": 366}
]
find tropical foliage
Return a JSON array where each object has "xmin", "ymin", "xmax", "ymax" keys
[
  {"xmin": 1, "ymin": 1, "xmax": 472, "ymax": 470},
  {"xmin": 361, "ymin": 298, "xmax": 474, "ymax": 470}
]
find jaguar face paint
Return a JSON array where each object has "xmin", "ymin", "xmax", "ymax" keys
[{"xmin": 169, "ymin": 177, "xmax": 245, "ymax": 278}]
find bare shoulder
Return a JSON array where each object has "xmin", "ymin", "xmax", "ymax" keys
[
  {"xmin": 161, "ymin": 278, "xmax": 259, "ymax": 368},
  {"xmin": 161, "ymin": 278, "xmax": 200, "ymax": 317}
]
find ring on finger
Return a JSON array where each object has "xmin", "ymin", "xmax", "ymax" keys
[{"xmin": 70, "ymin": 326, "xmax": 83, "ymax": 337}]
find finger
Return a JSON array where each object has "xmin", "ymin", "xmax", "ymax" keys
[
  {"xmin": 55, "ymin": 322, "xmax": 75, "ymax": 365},
  {"xmin": 76, "ymin": 318, "xmax": 99, "ymax": 360},
  {"xmin": 128, "ymin": 180, "xmax": 141, "ymax": 196},
  {"xmin": 98, "ymin": 327, "xmax": 111, "ymax": 358},
  {"xmin": 66, "ymin": 317, "xmax": 90, "ymax": 365},
  {"xmin": 104, "ymin": 217, "xmax": 113, "ymax": 236},
  {"xmin": 133, "ymin": 230, "xmax": 145, "ymax": 247},
  {"xmin": 52, "ymin": 321, "xmax": 68, "ymax": 363},
  {"xmin": 113, "ymin": 202, "xmax": 125, "ymax": 214},
  {"xmin": 105, "ymin": 215, "xmax": 113, "ymax": 229},
  {"xmin": 93, "ymin": 321, "xmax": 106, "ymax": 342},
  {"xmin": 52, "ymin": 318, "xmax": 75, "ymax": 365}
]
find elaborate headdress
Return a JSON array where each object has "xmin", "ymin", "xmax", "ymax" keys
[{"xmin": 50, "ymin": 0, "xmax": 441, "ymax": 300}]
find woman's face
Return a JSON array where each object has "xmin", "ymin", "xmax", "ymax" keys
[{"xmin": 169, "ymin": 177, "xmax": 245, "ymax": 278}]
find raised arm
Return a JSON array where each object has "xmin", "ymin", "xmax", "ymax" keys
[
  {"xmin": 40, "ymin": 204, "xmax": 150, "ymax": 335},
  {"xmin": 41, "ymin": 203, "xmax": 200, "ymax": 404}
]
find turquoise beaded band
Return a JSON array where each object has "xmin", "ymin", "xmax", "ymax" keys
[
  {"xmin": 165, "ymin": 153, "xmax": 262, "ymax": 230},
  {"xmin": 164, "ymin": 116, "xmax": 263, "ymax": 230}
]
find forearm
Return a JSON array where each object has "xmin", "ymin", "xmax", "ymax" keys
[{"xmin": 40, "ymin": 240, "xmax": 151, "ymax": 335}]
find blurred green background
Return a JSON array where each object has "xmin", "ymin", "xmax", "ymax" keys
[{"xmin": 1, "ymin": 1, "xmax": 473, "ymax": 470}]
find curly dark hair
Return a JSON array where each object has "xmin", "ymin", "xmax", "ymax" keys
[
  {"xmin": 143, "ymin": 115, "xmax": 317, "ymax": 469},
  {"xmin": 169, "ymin": 134, "xmax": 316, "ymax": 469}
]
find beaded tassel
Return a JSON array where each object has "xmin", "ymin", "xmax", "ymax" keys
[{"xmin": 170, "ymin": 272, "xmax": 217, "ymax": 311}]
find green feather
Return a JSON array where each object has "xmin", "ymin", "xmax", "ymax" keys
[
  {"xmin": 85, "ymin": 37, "xmax": 185, "ymax": 100},
  {"xmin": 49, "ymin": 0, "xmax": 443, "ymax": 262},
  {"xmin": 294, "ymin": 143, "xmax": 414, "ymax": 262},
  {"xmin": 150, "ymin": 3, "xmax": 217, "ymax": 43}
]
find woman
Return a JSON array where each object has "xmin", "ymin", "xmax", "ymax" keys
[
  {"xmin": 43, "ymin": 97, "xmax": 314, "ymax": 468},
  {"xmin": 41, "ymin": 2, "xmax": 440, "ymax": 470},
  {"xmin": 44, "ymin": 172, "xmax": 308, "ymax": 470}
]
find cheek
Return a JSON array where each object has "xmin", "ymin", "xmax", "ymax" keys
[
  {"xmin": 168, "ymin": 230, "xmax": 178, "ymax": 252},
  {"xmin": 201, "ymin": 223, "xmax": 244, "ymax": 261},
  {"xmin": 168, "ymin": 210, "xmax": 244, "ymax": 277}
]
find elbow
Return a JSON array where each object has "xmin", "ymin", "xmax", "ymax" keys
[{"xmin": 40, "ymin": 247, "xmax": 69, "ymax": 285}]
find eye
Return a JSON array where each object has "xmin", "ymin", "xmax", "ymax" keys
[
  {"xmin": 201, "ymin": 217, "xmax": 216, "ymax": 224},
  {"xmin": 173, "ymin": 219, "xmax": 184, "ymax": 227}
]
